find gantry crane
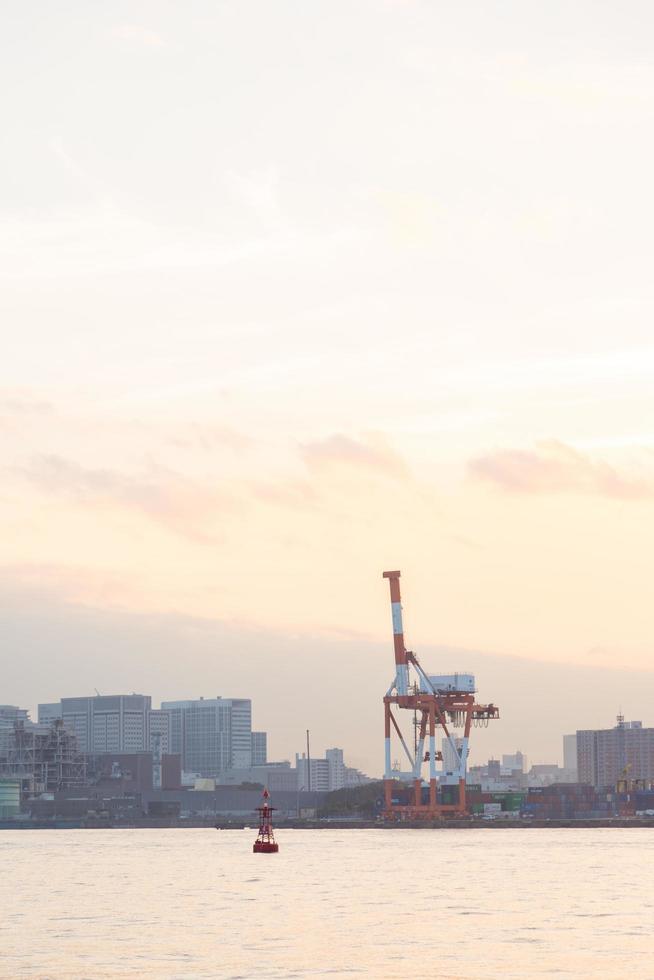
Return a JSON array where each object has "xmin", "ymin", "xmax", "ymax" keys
[{"xmin": 382, "ymin": 570, "xmax": 499, "ymax": 820}]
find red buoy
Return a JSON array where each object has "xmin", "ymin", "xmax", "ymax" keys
[{"xmin": 253, "ymin": 787, "xmax": 279, "ymax": 853}]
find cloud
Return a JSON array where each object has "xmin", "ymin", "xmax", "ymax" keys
[
  {"xmin": 10, "ymin": 452, "xmax": 317, "ymax": 543},
  {"xmin": 0, "ymin": 392, "xmax": 52, "ymax": 415},
  {"xmin": 112, "ymin": 24, "xmax": 166, "ymax": 48},
  {"xmin": 299, "ymin": 434, "xmax": 409, "ymax": 478},
  {"xmin": 469, "ymin": 440, "xmax": 654, "ymax": 499},
  {"xmin": 13, "ymin": 454, "xmax": 238, "ymax": 542}
]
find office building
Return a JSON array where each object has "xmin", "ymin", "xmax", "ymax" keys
[
  {"xmin": 577, "ymin": 717, "xmax": 654, "ymax": 789},
  {"xmin": 161, "ymin": 697, "xmax": 252, "ymax": 777},
  {"xmin": 326, "ymin": 748, "xmax": 345, "ymax": 790},
  {"xmin": 296, "ymin": 753, "xmax": 330, "ymax": 792},
  {"xmin": 148, "ymin": 709, "xmax": 170, "ymax": 754},
  {"xmin": 251, "ymin": 731, "xmax": 267, "ymax": 767},
  {"xmin": 296, "ymin": 747, "xmax": 371, "ymax": 792},
  {"xmin": 230, "ymin": 700, "xmax": 253, "ymax": 768},
  {"xmin": 39, "ymin": 695, "xmax": 152, "ymax": 754},
  {"xmin": 561, "ymin": 734, "xmax": 579, "ymax": 782}
]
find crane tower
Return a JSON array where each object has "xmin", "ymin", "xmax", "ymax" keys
[{"xmin": 382, "ymin": 570, "xmax": 499, "ymax": 819}]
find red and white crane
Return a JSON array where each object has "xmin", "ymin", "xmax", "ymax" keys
[{"xmin": 382, "ymin": 570, "xmax": 499, "ymax": 819}]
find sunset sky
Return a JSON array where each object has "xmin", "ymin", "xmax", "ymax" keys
[{"xmin": 2, "ymin": 2, "xmax": 654, "ymax": 772}]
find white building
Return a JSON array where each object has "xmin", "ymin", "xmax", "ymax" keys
[
  {"xmin": 38, "ymin": 697, "xmax": 171, "ymax": 757},
  {"xmin": 502, "ymin": 751, "xmax": 527, "ymax": 773},
  {"xmin": 221, "ymin": 761, "xmax": 297, "ymax": 792},
  {"xmin": 42, "ymin": 695, "xmax": 152, "ymax": 754},
  {"xmin": 296, "ymin": 747, "xmax": 372, "ymax": 792},
  {"xmin": 296, "ymin": 753, "xmax": 330, "ymax": 792}
]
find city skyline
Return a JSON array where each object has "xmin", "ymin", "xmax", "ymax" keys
[
  {"xmin": 8, "ymin": 608, "xmax": 654, "ymax": 774},
  {"xmin": 8, "ymin": 671, "xmax": 654, "ymax": 778},
  {"xmin": 10, "ymin": 692, "xmax": 654, "ymax": 800}
]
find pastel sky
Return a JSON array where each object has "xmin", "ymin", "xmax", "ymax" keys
[{"xmin": 2, "ymin": 2, "xmax": 654, "ymax": 772}]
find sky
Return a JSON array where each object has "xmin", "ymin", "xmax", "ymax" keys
[{"xmin": 2, "ymin": 1, "xmax": 654, "ymax": 773}]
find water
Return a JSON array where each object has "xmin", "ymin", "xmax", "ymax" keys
[{"xmin": 1, "ymin": 828, "xmax": 653, "ymax": 979}]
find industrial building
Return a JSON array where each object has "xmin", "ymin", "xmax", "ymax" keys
[
  {"xmin": 86, "ymin": 751, "xmax": 182, "ymax": 793},
  {"xmin": 0, "ymin": 719, "xmax": 86, "ymax": 795},
  {"xmin": 577, "ymin": 716, "xmax": 654, "ymax": 790}
]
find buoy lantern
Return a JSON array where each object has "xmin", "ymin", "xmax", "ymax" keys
[{"xmin": 253, "ymin": 787, "xmax": 279, "ymax": 853}]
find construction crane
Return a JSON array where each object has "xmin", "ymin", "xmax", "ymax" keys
[{"xmin": 381, "ymin": 570, "xmax": 499, "ymax": 820}]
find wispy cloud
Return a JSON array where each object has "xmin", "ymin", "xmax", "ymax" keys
[
  {"xmin": 14, "ymin": 455, "xmax": 238, "ymax": 542},
  {"xmin": 469, "ymin": 440, "xmax": 654, "ymax": 499},
  {"xmin": 0, "ymin": 392, "xmax": 53, "ymax": 415},
  {"xmin": 299, "ymin": 434, "xmax": 409, "ymax": 478}
]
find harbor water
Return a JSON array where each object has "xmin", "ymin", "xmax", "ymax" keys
[{"xmin": 1, "ymin": 827, "xmax": 653, "ymax": 978}]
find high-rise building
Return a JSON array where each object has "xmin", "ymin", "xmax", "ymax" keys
[
  {"xmin": 41, "ymin": 695, "xmax": 153, "ymax": 754},
  {"xmin": 148, "ymin": 709, "xmax": 170, "ymax": 754},
  {"xmin": 161, "ymin": 698, "xmax": 252, "ymax": 777},
  {"xmin": 563, "ymin": 734, "xmax": 578, "ymax": 773},
  {"xmin": 251, "ymin": 731, "xmax": 267, "ymax": 767},
  {"xmin": 230, "ymin": 699, "xmax": 253, "ymax": 769},
  {"xmin": 577, "ymin": 717, "xmax": 654, "ymax": 789},
  {"xmin": 296, "ymin": 753, "xmax": 330, "ymax": 792},
  {"xmin": 326, "ymin": 748, "xmax": 345, "ymax": 790}
]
